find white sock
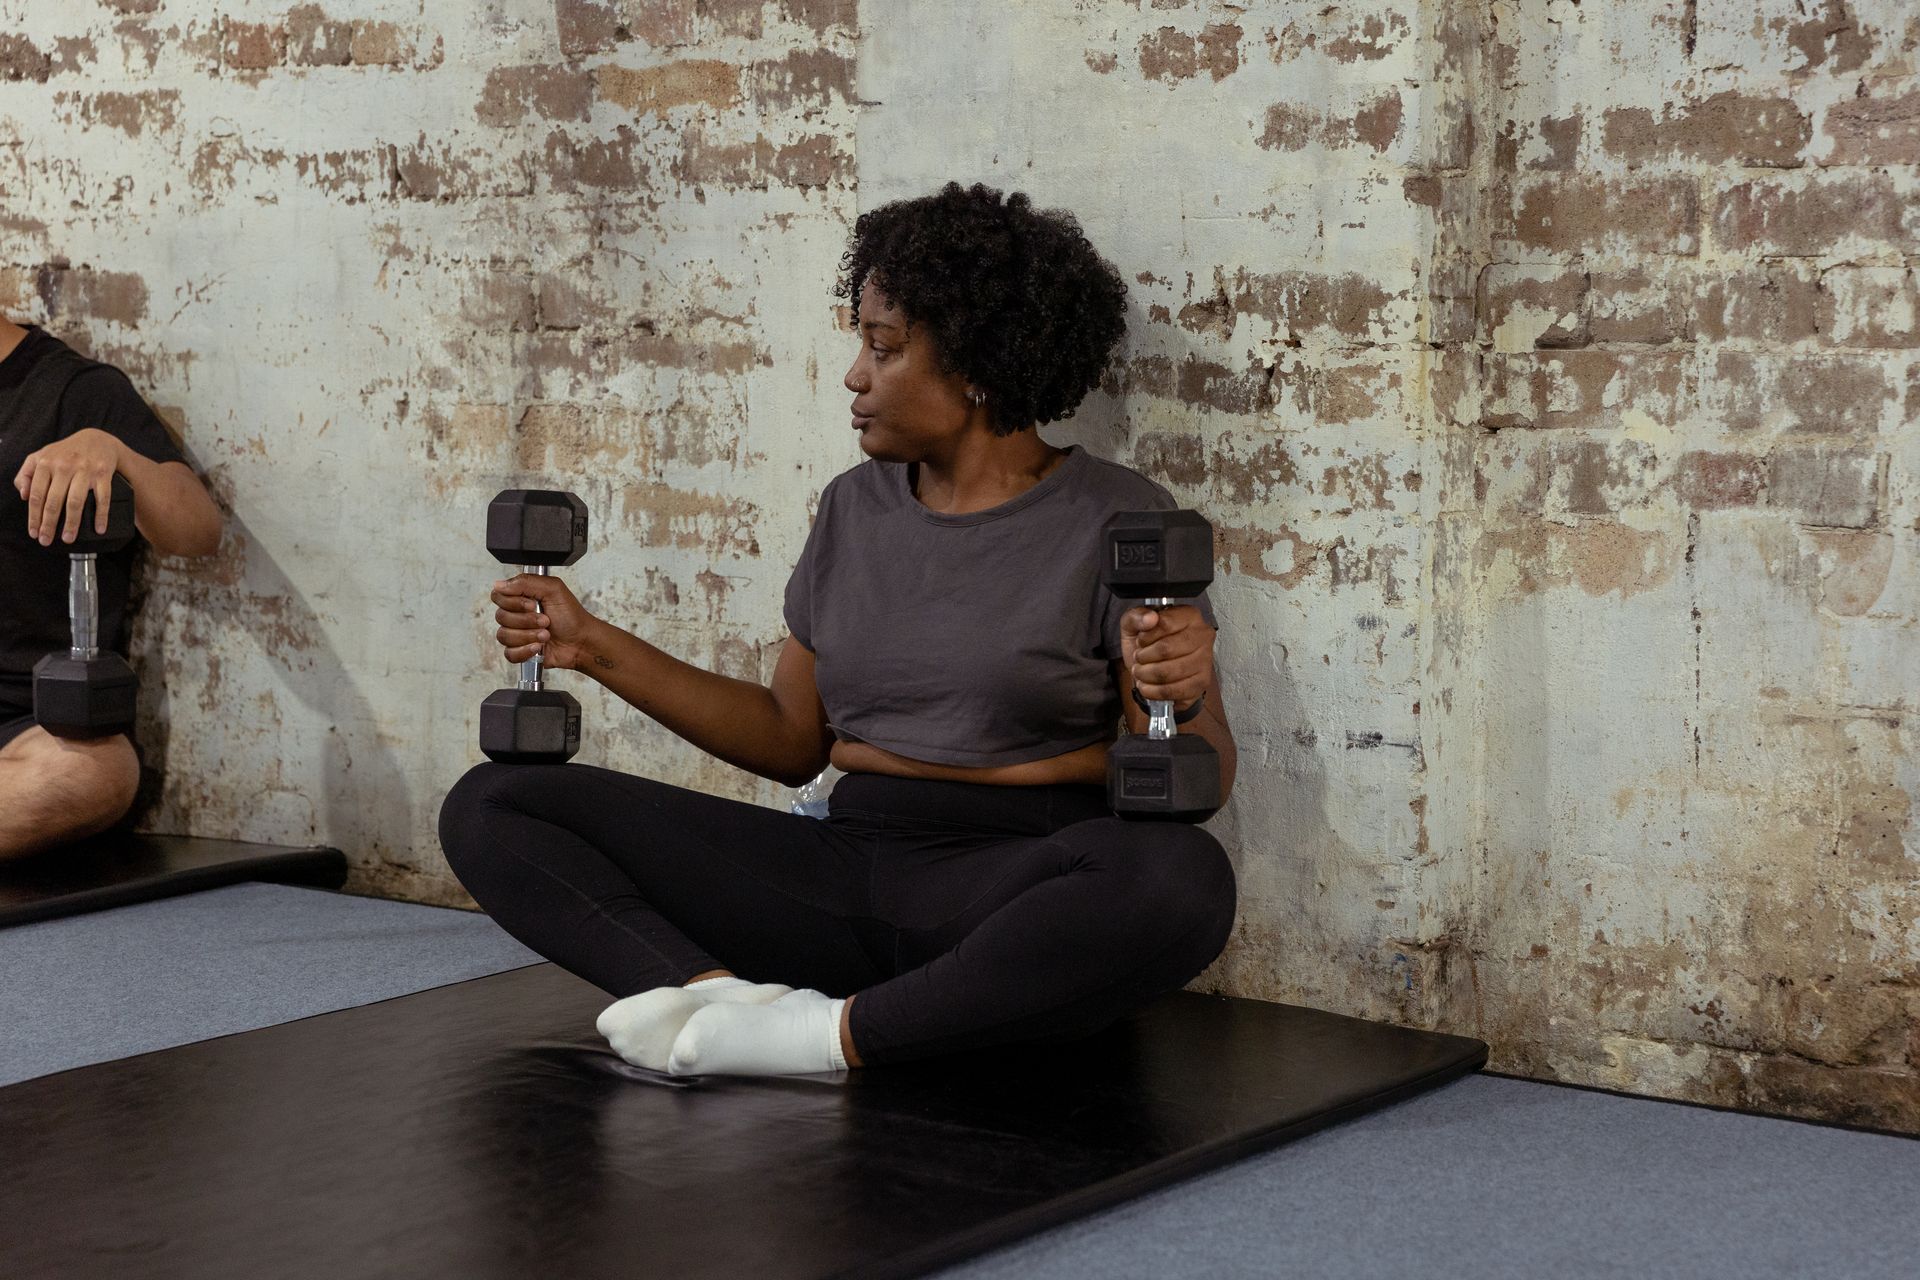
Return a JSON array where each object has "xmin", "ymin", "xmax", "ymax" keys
[
  {"xmin": 666, "ymin": 988, "xmax": 849, "ymax": 1077},
  {"xmin": 597, "ymin": 976, "xmax": 794, "ymax": 1071}
]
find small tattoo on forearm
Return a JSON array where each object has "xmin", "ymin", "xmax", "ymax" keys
[{"xmin": 593, "ymin": 655, "xmax": 615, "ymax": 670}]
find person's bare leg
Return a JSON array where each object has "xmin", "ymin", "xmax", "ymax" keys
[
  {"xmin": 0, "ymin": 727, "xmax": 140, "ymax": 860},
  {"xmin": 840, "ymin": 994, "xmax": 863, "ymax": 1068}
]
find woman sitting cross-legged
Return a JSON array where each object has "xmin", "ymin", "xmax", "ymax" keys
[{"xmin": 437, "ymin": 181, "xmax": 1238, "ymax": 1078}]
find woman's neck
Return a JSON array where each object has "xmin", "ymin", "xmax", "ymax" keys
[{"xmin": 911, "ymin": 434, "xmax": 1066, "ymax": 515}]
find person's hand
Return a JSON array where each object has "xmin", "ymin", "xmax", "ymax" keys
[
  {"xmin": 491, "ymin": 574, "xmax": 597, "ymax": 672},
  {"xmin": 13, "ymin": 428, "xmax": 128, "ymax": 546},
  {"xmin": 1120, "ymin": 604, "xmax": 1215, "ymax": 713}
]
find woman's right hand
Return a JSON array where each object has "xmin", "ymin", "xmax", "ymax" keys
[{"xmin": 491, "ymin": 574, "xmax": 596, "ymax": 671}]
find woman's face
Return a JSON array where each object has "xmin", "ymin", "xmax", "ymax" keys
[{"xmin": 843, "ymin": 279, "xmax": 972, "ymax": 461}]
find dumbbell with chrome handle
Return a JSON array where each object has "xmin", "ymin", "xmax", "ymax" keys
[
  {"xmin": 479, "ymin": 489, "xmax": 588, "ymax": 765},
  {"xmin": 33, "ymin": 473, "xmax": 139, "ymax": 739},
  {"xmin": 1101, "ymin": 509, "xmax": 1220, "ymax": 823}
]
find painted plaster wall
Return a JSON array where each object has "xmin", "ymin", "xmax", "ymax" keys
[
  {"xmin": 1457, "ymin": 0, "xmax": 1920, "ymax": 1131},
  {"xmin": 2, "ymin": 0, "xmax": 861, "ymax": 903},
  {"xmin": 2, "ymin": 1, "xmax": 1914, "ymax": 1131}
]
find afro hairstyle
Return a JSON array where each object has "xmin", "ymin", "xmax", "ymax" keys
[{"xmin": 835, "ymin": 182, "xmax": 1128, "ymax": 436}]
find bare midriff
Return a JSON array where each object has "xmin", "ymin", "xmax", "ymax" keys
[{"xmin": 830, "ymin": 735, "xmax": 1113, "ymax": 787}]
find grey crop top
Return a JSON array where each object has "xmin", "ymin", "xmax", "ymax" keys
[{"xmin": 782, "ymin": 443, "xmax": 1218, "ymax": 768}]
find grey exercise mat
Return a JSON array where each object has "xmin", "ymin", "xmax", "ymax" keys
[
  {"xmin": 0, "ymin": 881, "xmax": 538, "ymax": 1085},
  {"xmin": 934, "ymin": 1072, "xmax": 1920, "ymax": 1280}
]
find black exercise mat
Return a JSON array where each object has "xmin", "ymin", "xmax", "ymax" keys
[
  {"xmin": 0, "ymin": 963, "xmax": 1484, "ymax": 1280},
  {"xmin": 0, "ymin": 833, "xmax": 346, "ymax": 927}
]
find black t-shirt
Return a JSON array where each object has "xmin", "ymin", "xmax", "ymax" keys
[{"xmin": 0, "ymin": 327, "xmax": 185, "ymax": 709}]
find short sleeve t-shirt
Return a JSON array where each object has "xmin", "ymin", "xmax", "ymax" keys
[
  {"xmin": 783, "ymin": 444, "xmax": 1218, "ymax": 768},
  {"xmin": 0, "ymin": 326, "xmax": 185, "ymax": 708}
]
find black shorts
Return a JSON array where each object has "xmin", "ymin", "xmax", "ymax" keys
[{"xmin": 0, "ymin": 687, "xmax": 32, "ymax": 756}]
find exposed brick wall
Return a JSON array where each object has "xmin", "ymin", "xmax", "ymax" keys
[
  {"xmin": 0, "ymin": 0, "xmax": 857, "ymax": 903},
  {"xmin": 1, "ymin": 0, "xmax": 1913, "ymax": 1131},
  {"xmin": 1453, "ymin": 0, "xmax": 1919, "ymax": 1131}
]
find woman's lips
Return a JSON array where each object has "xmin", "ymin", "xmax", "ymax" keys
[{"xmin": 852, "ymin": 414, "xmax": 873, "ymax": 430}]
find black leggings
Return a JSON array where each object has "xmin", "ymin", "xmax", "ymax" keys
[{"xmin": 437, "ymin": 763, "xmax": 1237, "ymax": 1067}]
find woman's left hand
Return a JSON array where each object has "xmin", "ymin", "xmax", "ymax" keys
[{"xmin": 1119, "ymin": 604, "xmax": 1214, "ymax": 713}]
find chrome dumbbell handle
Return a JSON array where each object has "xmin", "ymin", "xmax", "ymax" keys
[
  {"xmin": 517, "ymin": 564, "xmax": 548, "ymax": 692},
  {"xmin": 1144, "ymin": 594, "xmax": 1175, "ymax": 741},
  {"xmin": 69, "ymin": 553, "xmax": 100, "ymax": 661}
]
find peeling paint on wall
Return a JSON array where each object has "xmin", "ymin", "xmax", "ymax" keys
[{"xmin": 2, "ymin": 0, "xmax": 1913, "ymax": 1132}]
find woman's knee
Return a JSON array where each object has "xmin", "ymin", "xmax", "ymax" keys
[
  {"xmin": 436, "ymin": 762, "xmax": 523, "ymax": 874},
  {"xmin": 1162, "ymin": 826, "xmax": 1236, "ymax": 943},
  {"xmin": 1097, "ymin": 821, "xmax": 1237, "ymax": 948}
]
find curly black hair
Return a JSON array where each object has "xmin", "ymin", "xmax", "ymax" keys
[{"xmin": 835, "ymin": 182, "xmax": 1128, "ymax": 437}]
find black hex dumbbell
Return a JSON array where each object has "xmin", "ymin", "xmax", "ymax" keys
[
  {"xmin": 1102, "ymin": 509, "xmax": 1220, "ymax": 823},
  {"xmin": 33, "ymin": 474, "xmax": 139, "ymax": 739},
  {"xmin": 479, "ymin": 490, "xmax": 589, "ymax": 765}
]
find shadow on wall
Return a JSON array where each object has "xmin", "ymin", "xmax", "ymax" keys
[{"xmin": 129, "ymin": 505, "xmax": 417, "ymax": 894}]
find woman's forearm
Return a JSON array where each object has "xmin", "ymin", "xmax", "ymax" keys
[{"xmin": 577, "ymin": 619, "xmax": 823, "ymax": 787}]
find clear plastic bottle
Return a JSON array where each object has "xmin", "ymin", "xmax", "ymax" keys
[{"xmin": 789, "ymin": 765, "xmax": 842, "ymax": 819}]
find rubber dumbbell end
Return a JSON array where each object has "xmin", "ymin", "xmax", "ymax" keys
[
  {"xmin": 487, "ymin": 491, "xmax": 588, "ymax": 569},
  {"xmin": 1106, "ymin": 733, "xmax": 1221, "ymax": 824},
  {"xmin": 63, "ymin": 474, "xmax": 138, "ymax": 556},
  {"xmin": 1100, "ymin": 509, "xmax": 1214, "ymax": 600},
  {"xmin": 480, "ymin": 688, "xmax": 582, "ymax": 765},
  {"xmin": 32, "ymin": 652, "xmax": 138, "ymax": 739}
]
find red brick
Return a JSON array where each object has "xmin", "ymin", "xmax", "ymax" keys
[
  {"xmin": 1705, "ymin": 351, "xmax": 1894, "ymax": 435},
  {"xmin": 1138, "ymin": 22, "xmax": 1243, "ymax": 84},
  {"xmin": 349, "ymin": 20, "xmax": 416, "ymax": 66},
  {"xmin": 459, "ymin": 272, "xmax": 537, "ymax": 332},
  {"xmin": 1260, "ymin": 90, "xmax": 1405, "ymax": 154},
  {"xmin": 287, "ymin": 5, "xmax": 352, "ymax": 66},
  {"xmin": 1532, "ymin": 438, "xmax": 1659, "ymax": 516},
  {"xmin": 1506, "ymin": 175, "xmax": 1699, "ymax": 255},
  {"xmin": 1768, "ymin": 447, "xmax": 1884, "ymax": 528},
  {"xmin": 0, "ymin": 33, "xmax": 51, "ymax": 82},
  {"xmin": 1675, "ymin": 451, "xmax": 1766, "ymax": 509},
  {"xmin": 702, "ymin": 0, "xmax": 766, "ymax": 39},
  {"xmin": 536, "ymin": 276, "xmax": 612, "ymax": 331},
  {"xmin": 555, "ymin": 0, "xmax": 621, "ymax": 57},
  {"xmin": 543, "ymin": 127, "xmax": 641, "ymax": 191},
  {"xmin": 223, "ymin": 20, "xmax": 286, "ymax": 70},
  {"xmin": 1223, "ymin": 270, "xmax": 1405, "ymax": 344},
  {"xmin": 1822, "ymin": 85, "xmax": 1920, "ymax": 165},
  {"xmin": 781, "ymin": 0, "xmax": 859, "ymax": 37},
  {"xmin": 1693, "ymin": 264, "xmax": 1822, "ymax": 344},
  {"xmin": 670, "ymin": 128, "xmax": 848, "ymax": 192},
  {"xmin": 1590, "ymin": 268, "xmax": 1688, "ymax": 345},
  {"xmin": 1426, "ymin": 250, "xmax": 1479, "ymax": 346},
  {"xmin": 1817, "ymin": 267, "xmax": 1920, "ymax": 348},
  {"xmin": 1712, "ymin": 173, "xmax": 1920, "ymax": 256},
  {"xmin": 1602, "ymin": 92, "xmax": 1811, "ymax": 168},
  {"xmin": 747, "ymin": 47, "xmax": 853, "ymax": 112},
  {"xmin": 476, "ymin": 65, "xmax": 593, "ymax": 127},
  {"xmin": 1482, "ymin": 350, "xmax": 1692, "ymax": 430},
  {"xmin": 1477, "ymin": 265, "xmax": 1589, "ymax": 350},
  {"xmin": 34, "ymin": 266, "xmax": 150, "ymax": 327},
  {"xmin": 1527, "ymin": 113, "xmax": 1581, "ymax": 171},
  {"xmin": 1173, "ymin": 355, "xmax": 1276, "ymax": 415}
]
